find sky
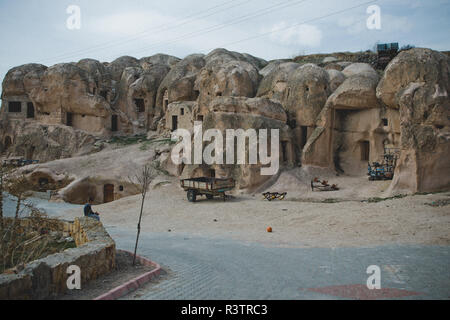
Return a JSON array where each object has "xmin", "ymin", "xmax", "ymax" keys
[{"xmin": 0, "ymin": 0, "xmax": 449, "ymax": 99}]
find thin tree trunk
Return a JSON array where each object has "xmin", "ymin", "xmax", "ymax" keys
[{"xmin": 133, "ymin": 193, "xmax": 146, "ymax": 266}]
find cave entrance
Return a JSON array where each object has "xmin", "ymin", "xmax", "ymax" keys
[
  {"xmin": 66, "ymin": 112, "xmax": 73, "ymax": 127},
  {"xmin": 172, "ymin": 115, "xmax": 178, "ymax": 131},
  {"xmin": 27, "ymin": 102, "xmax": 35, "ymax": 118},
  {"xmin": 38, "ymin": 178, "xmax": 49, "ymax": 190},
  {"xmin": 360, "ymin": 141, "xmax": 370, "ymax": 161},
  {"xmin": 111, "ymin": 115, "xmax": 118, "ymax": 132},
  {"xmin": 300, "ymin": 126, "xmax": 308, "ymax": 149},
  {"xmin": 103, "ymin": 184, "xmax": 114, "ymax": 203}
]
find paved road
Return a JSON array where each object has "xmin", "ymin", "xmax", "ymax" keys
[
  {"xmin": 107, "ymin": 227, "xmax": 450, "ymax": 300},
  {"xmin": 2, "ymin": 192, "xmax": 82, "ymax": 218}
]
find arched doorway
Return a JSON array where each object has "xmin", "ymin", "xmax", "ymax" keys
[
  {"xmin": 111, "ymin": 115, "xmax": 118, "ymax": 132},
  {"xmin": 27, "ymin": 102, "xmax": 35, "ymax": 118},
  {"xmin": 103, "ymin": 184, "xmax": 114, "ymax": 203}
]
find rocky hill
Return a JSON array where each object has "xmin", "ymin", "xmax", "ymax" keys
[{"xmin": 0, "ymin": 47, "xmax": 449, "ymax": 200}]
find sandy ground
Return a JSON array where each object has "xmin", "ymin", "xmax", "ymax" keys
[
  {"xmin": 20, "ymin": 140, "xmax": 449, "ymax": 249},
  {"xmin": 61, "ymin": 174, "xmax": 450, "ymax": 249}
]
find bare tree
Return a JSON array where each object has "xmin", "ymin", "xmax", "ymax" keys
[
  {"xmin": 6, "ymin": 174, "xmax": 30, "ymax": 220},
  {"xmin": 130, "ymin": 164, "xmax": 156, "ymax": 265}
]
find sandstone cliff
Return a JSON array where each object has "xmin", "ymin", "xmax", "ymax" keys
[{"xmin": 1, "ymin": 48, "xmax": 449, "ymax": 196}]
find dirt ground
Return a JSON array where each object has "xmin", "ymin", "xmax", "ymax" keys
[
  {"xmin": 56, "ymin": 250, "xmax": 155, "ymax": 300},
  {"xmin": 61, "ymin": 170, "xmax": 450, "ymax": 249}
]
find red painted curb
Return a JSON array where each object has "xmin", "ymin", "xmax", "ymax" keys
[{"xmin": 93, "ymin": 250, "xmax": 161, "ymax": 300}]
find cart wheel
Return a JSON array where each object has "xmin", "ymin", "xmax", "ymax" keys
[
  {"xmin": 187, "ymin": 190, "xmax": 197, "ymax": 202},
  {"xmin": 206, "ymin": 194, "xmax": 213, "ymax": 200}
]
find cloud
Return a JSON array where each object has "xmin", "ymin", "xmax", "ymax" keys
[{"xmin": 266, "ymin": 22, "xmax": 322, "ymax": 47}]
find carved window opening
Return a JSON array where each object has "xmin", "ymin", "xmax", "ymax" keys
[
  {"xmin": 134, "ymin": 99, "xmax": 145, "ymax": 113},
  {"xmin": 8, "ymin": 101, "xmax": 21, "ymax": 113}
]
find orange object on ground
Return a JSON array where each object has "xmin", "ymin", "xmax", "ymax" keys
[{"xmin": 267, "ymin": 227, "xmax": 273, "ymax": 233}]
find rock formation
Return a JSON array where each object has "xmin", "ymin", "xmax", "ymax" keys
[
  {"xmin": 1, "ymin": 47, "xmax": 448, "ymax": 197},
  {"xmin": 377, "ymin": 48, "xmax": 450, "ymax": 193}
]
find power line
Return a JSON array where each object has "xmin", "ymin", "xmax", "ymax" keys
[
  {"xmin": 208, "ymin": 0, "xmax": 379, "ymax": 51},
  {"xmin": 37, "ymin": 0, "xmax": 248, "ymax": 63},
  {"xmin": 110, "ymin": 0, "xmax": 309, "ymax": 60}
]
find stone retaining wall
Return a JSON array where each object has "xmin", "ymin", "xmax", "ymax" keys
[{"xmin": 0, "ymin": 217, "xmax": 115, "ymax": 300}]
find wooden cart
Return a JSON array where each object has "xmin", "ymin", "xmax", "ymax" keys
[{"xmin": 180, "ymin": 177, "xmax": 235, "ymax": 202}]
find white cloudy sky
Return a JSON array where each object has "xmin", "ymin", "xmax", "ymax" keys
[{"xmin": 0, "ymin": 0, "xmax": 449, "ymax": 97}]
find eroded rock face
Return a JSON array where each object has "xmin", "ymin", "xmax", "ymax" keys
[
  {"xmin": 327, "ymin": 72, "xmax": 380, "ymax": 110},
  {"xmin": 378, "ymin": 48, "xmax": 450, "ymax": 193},
  {"xmin": 195, "ymin": 60, "xmax": 261, "ymax": 115},
  {"xmin": 181, "ymin": 96, "xmax": 293, "ymax": 191},
  {"xmin": 207, "ymin": 96, "xmax": 287, "ymax": 122},
  {"xmin": 106, "ymin": 56, "xmax": 140, "ymax": 82},
  {"xmin": 192, "ymin": 49, "xmax": 265, "ymax": 116},
  {"xmin": 342, "ymin": 63, "xmax": 378, "ymax": 78},
  {"xmin": 258, "ymin": 59, "xmax": 291, "ymax": 77},
  {"xmin": 283, "ymin": 64, "xmax": 331, "ymax": 127},
  {"xmin": 156, "ymin": 54, "xmax": 206, "ymax": 111},
  {"xmin": 1, "ymin": 63, "xmax": 48, "ymax": 97},
  {"xmin": 139, "ymin": 54, "xmax": 181, "ymax": 69},
  {"xmin": 33, "ymin": 63, "xmax": 109, "ymax": 116},
  {"xmin": 204, "ymin": 48, "xmax": 267, "ymax": 70},
  {"xmin": 112, "ymin": 64, "xmax": 170, "ymax": 134},
  {"xmin": 0, "ymin": 121, "xmax": 100, "ymax": 162},
  {"xmin": 1, "ymin": 48, "xmax": 448, "ymax": 196},
  {"xmin": 17, "ymin": 63, "xmax": 110, "ymax": 135},
  {"xmin": 326, "ymin": 69, "xmax": 346, "ymax": 93},
  {"xmin": 301, "ymin": 65, "xmax": 398, "ymax": 174},
  {"xmin": 257, "ymin": 62, "xmax": 301, "ymax": 102}
]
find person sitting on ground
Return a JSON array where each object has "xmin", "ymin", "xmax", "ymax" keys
[{"xmin": 84, "ymin": 199, "xmax": 100, "ymax": 221}]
